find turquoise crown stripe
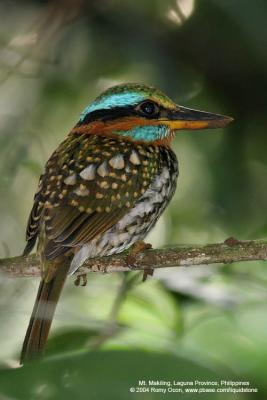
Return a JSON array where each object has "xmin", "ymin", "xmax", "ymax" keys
[{"xmin": 80, "ymin": 92, "xmax": 145, "ymax": 121}]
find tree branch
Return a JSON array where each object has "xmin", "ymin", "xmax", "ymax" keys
[{"xmin": 0, "ymin": 238, "xmax": 267, "ymax": 278}]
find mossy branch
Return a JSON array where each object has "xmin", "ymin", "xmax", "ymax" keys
[{"xmin": 0, "ymin": 238, "xmax": 267, "ymax": 278}]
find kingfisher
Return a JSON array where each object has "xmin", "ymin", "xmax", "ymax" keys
[{"xmin": 21, "ymin": 83, "xmax": 232, "ymax": 363}]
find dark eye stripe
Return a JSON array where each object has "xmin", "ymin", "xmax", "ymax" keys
[
  {"xmin": 77, "ymin": 106, "xmax": 136, "ymax": 125},
  {"xmin": 77, "ymin": 101, "xmax": 162, "ymax": 127}
]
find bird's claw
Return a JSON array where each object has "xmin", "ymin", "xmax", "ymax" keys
[
  {"xmin": 74, "ymin": 273, "xmax": 88, "ymax": 287},
  {"xmin": 125, "ymin": 241, "xmax": 153, "ymax": 281},
  {"xmin": 142, "ymin": 267, "xmax": 154, "ymax": 282}
]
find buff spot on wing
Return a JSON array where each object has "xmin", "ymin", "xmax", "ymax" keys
[
  {"xmin": 129, "ymin": 150, "xmax": 141, "ymax": 165},
  {"xmin": 74, "ymin": 184, "xmax": 89, "ymax": 197},
  {"xmin": 98, "ymin": 181, "xmax": 109, "ymax": 189},
  {"xmin": 64, "ymin": 173, "xmax": 77, "ymax": 185},
  {"xmin": 97, "ymin": 161, "xmax": 109, "ymax": 177},
  {"xmin": 80, "ymin": 165, "xmax": 96, "ymax": 181},
  {"xmin": 109, "ymin": 154, "xmax": 124, "ymax": 170}
]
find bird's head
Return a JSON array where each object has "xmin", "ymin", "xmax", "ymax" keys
[{"xmin": 77, "ymin": 83, "xmax": 233, "ymax": 145}]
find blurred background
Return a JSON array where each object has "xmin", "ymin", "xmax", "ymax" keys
[{"xmin": 0, "ymin": 0, "xmax": 267, "ymax": 398}]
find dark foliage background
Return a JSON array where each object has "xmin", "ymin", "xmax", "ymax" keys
[{"xmin": 0, "ymin": 0, "xmax": 267, "ymax": 399}]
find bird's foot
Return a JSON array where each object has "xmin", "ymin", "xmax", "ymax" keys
[
  {"xmin": 126, "ymin": 240, "xmax": 152, "ymax": 266},
  {"xmin": 224, "ymin": 236, "xmax": 242, "ymax": 247},
  {"xmin": 126, "ymin": 241, "xmax": 153, "ymax": 281},
  {"xmin": 74, "ymin": 273, "xmax": 88, "ymax": 287},
  {"xmin": 142, "ymin": 267, "xmax": 154, "ymax": 282}
]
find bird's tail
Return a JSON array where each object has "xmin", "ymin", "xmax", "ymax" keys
[{"xmin": 20, "ymin": 260, "xmax": 70, "ymax": 364}]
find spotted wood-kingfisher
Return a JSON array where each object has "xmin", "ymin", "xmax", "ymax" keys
[{"xmin": 21, "ymin": 83, "xmax": 232, "ymax": 363}]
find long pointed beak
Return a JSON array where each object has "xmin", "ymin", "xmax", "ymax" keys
[{"xmin": 164, "ymin": 106, "xmax": 233, "ymax": 131}]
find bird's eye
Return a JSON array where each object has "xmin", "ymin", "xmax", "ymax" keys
[{"xmin": 138, "ymin": 101, "xmax": 159, "ymax": 117}]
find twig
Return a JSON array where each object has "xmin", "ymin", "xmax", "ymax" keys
[
  {"xmin": 1, "ymin": 238, "xmax": 267, "ymax": 278},
  {"xmin": 0, "ymin": 0, "xmax": 85, "ymax": 85},
  {"xmin": 90, "ymin": 274, "xmax": 135, "ymax": 350}
]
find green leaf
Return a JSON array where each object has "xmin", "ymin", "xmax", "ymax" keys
[
  {"xmin": 0, "ymin": 350, "xmax": 237, "ymax": 400},
  {"xmin": 45, "ymin": 328, "xmax": 100, "ymax": 356}
]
